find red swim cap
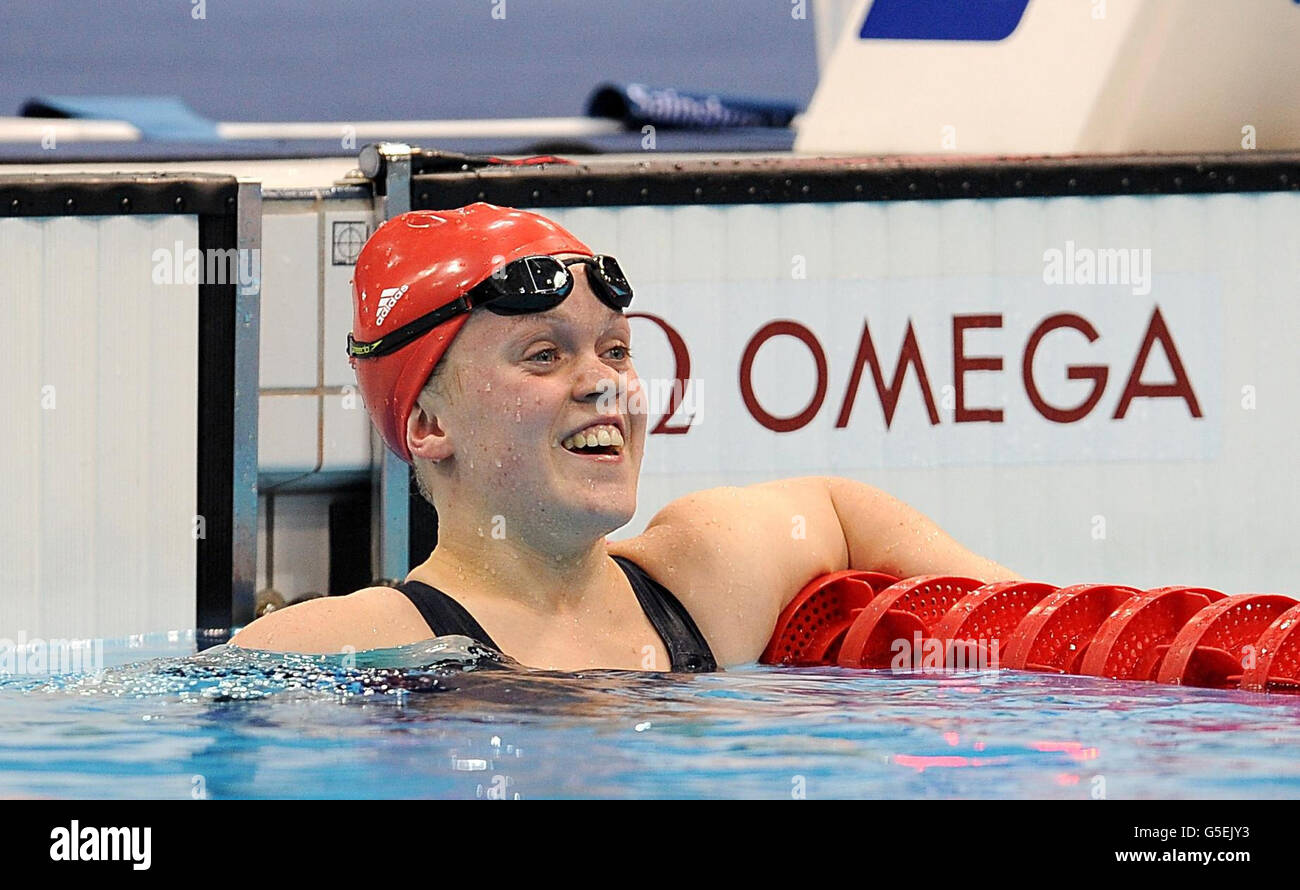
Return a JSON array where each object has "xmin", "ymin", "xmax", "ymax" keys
[{"xmin": 350, "ymin": 204, "xmax": 593, "ymax": 463}]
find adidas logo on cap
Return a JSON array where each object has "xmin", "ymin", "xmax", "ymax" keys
[{"xmin": 375, "ymin": 285, "xmax": 409, "ymax": 327}]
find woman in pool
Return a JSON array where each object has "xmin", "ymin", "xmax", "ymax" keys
[{"xmin": 232, "ymin": 203, "xmax": 1020, "ymax": 671}]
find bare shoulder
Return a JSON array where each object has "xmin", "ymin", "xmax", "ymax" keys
[
  {"xmin": 608, "ymin": 476, "xmax": 850, "ymax": 664},
  {"xmin": 228, "ymin": 586, "xmax": 434, "ymax": 655}
]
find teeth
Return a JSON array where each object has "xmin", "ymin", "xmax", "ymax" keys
[{"xmin": 562, "ymin": 424, "xmax": 624, "ymax": 452}]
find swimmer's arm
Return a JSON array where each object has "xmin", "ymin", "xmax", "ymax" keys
[
  {"xmin": 228, "ymin": 587, "xmax": 434, "ymax": 654},
  {"xmin": 617, "ymin": 476, "xmax": 848, "ymax": 664},
  {"xmin": 617, "ymin": 475, "xmax": 1019, "ymax": 665},
  {"xmin": 823, "ymin": 476, "xmax": 1022, "ymax": 584}
]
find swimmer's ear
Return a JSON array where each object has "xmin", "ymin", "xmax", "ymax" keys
[{"xmin": 407, "ymin": 399, "xmax": 453, "ymax": 464}]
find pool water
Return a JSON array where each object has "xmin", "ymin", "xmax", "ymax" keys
[{"xmin": 2, "ymin": 631, "xmax": 1299, "ymax": 799}]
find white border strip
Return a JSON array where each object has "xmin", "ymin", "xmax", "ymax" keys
[
  {"xmin": 0, "ymin": 117, "xmax": 141, "ymax": 143},
  {"xmin": 217, "ymin": 116, "xmax": 626, "ymax": 141}
]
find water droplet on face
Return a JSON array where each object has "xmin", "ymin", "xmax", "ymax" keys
[
  {"xmin": 484, "ymin": 382, "xmax": 491, "ymax": 392},
  {"xmin": 494, "ymin": 459, "xmax": 502, "ymax": 468}
]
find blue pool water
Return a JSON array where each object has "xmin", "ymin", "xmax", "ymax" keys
[{"xmin": 2, "ymin": 631, "xmax": 1299, "ymax": 799}]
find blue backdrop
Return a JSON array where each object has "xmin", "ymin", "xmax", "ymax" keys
[{"xmin": 0, "ymin": 0, "xmax": 817, "ymax": 123}]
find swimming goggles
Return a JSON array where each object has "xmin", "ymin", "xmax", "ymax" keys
[{"xmin": 347, "ymin": 254, "xmax": 633, "ymax": 359}]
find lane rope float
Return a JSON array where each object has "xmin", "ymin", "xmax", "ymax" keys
[{"xmin": 759, "ymin": 573, "xmax": 1300, "ymax": 695}]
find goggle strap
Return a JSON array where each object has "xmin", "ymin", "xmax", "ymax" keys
[{"xmin": 348, "ymin": 294, "xmax": 471, "ymax": 359}]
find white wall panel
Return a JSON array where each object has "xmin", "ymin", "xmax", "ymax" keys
[
  {"xmin": 1, "ymin": 214, "xmax": 197, "ymax": 639},
  {"xmin": 258, "ymin": 212, "xmax": 318, "ymax": 389},
  {"xmin": 257, "ymin": 394, "xmax": 317, "ymax": 475},
  {"xmin": 321, "ymin": 389, "xmax": 371, "ymax": 473}
]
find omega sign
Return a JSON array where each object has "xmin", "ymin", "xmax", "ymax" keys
[{"xmin": 631, "ymin": 303, "xmax": 1204, "ymax": 442}]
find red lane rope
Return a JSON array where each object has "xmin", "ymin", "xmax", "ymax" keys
[
  {"xmin": 1002, "ymin": 585, "xmax": 1141, "ymax": 673},
  {"xmin": 1080, "ymin": 587, "xmax": 1225, "ymax": 681},
  {"xmin": 758, "ymin": 574, "xmax": 1300, "ymax": 695},
  {"xmin": 930, "ymin": 580, "xmax": 1058, "ymax": 668},
  {"xmin": 1241, "ymin": 602, "xmax": 1300, "ymax": 693},
  {"xmin": 1156, "ymin": 593, "xmax": 1298, "ymax": 688},
  {"xmin": 760, "ymin": 571, "xmax": 898, "ymax": 666},
  {"xmin": 837, "ymin": 575, "xmax": 986, "ymax": 669}
]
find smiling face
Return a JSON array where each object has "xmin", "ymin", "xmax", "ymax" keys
[{"xmin": 408, "ymin": 260, "xmax": 647, "ymax": 545}]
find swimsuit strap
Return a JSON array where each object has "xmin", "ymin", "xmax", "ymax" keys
[
  {"xmin": 391, "ymin": 557, "xmax": 717, "ymax": 673},
  {"xmin": 391, "ymin": 579, "xmax": 500, "ymax": 651},
  {"xmin": 609, "ymin": 555, "xmax": 718, "ymax": 673}
]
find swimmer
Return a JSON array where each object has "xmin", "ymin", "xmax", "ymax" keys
[{"xmin": 231, "ymin": 204, "xmax": 1020, "ymax": 671}]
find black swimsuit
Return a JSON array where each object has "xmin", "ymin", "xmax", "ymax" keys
[{"xmin": 391, "ymin": 554, "xmax": 718, "ymax": 673}]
